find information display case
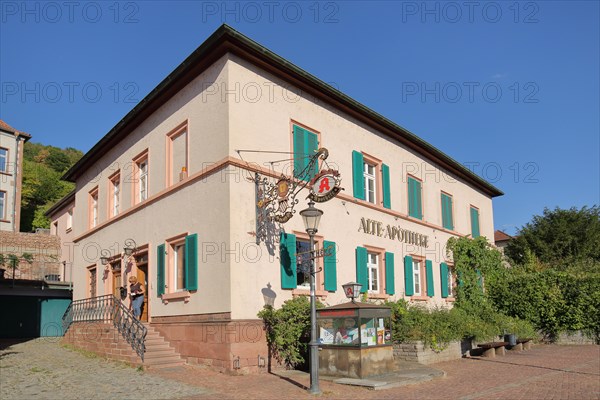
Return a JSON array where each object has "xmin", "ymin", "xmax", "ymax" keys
[{"xmin": 316, "ymin": 302, "xmax": 394, "ymax": 378}]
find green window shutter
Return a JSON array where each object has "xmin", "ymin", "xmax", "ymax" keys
[
  {"xmin": 185, "ymin": 233, "xmax": 198, "ymax": 291},
  {"xmin": 355, "ymin": 246, "xmax": 368, "ymax": 293},
  {"xmin": 404, "ymin": 255, "xmax": 414, "ymax": 296},
  {"xmin": 352, "ymin": 151, "xmax": 365, "ymax": 200},
  {"xmin": 306, "ymin": 130, "xmax": 318, "ymax": 179},
  {"xmin": 408, "ymin": 177, "xmax": 422, "ymax": 220},
  {"xmin": 156, "ymin": 244, "xmax": 165, "ymax": 296},
  {"xmin": 293, "ymin": 125, "xmax": 318, "ymax": 181},
  {"xmin": 426, "ymin": 260, "xmax": 434, "ymax": 297},
  {"xmin": 293, "ymin": 125, "xmax": 306, "ymax": 180},
  {"xmin": 441, "ymin": 194, "xmax": 454, "ymax": 230},
  {"xmin": 280, "ymin": 232, "xmax": 297, "ymax": 289},
  {"xmin": 382, "ymin": 163, "xmax": 391, "ymax": 209},
  {"xmin": 440, "ymin": 262, "xmax": 449, "ymax": 298},
  {"xmin": 385, "ymin": 252, "xmax": 395, "ymax": 295},
  {"xmin": 470, "ymin": 207, "xmax": 480, "ymax": 238},
  {"xmin": 323, "ymin": 241, "xmax": 337, "ymax": 292}
]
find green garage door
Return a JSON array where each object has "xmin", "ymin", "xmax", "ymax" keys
[{"xmin": 40, "ymin": 298, "xmax": 71, "ymax": 337}]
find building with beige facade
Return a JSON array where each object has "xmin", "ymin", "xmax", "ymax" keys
[
  {"xmin": 55, "ymin": 25, "xmax": 502, "ymax": 373},
  {"xmin": 0, "ymin": 120, "xmax": 30, "ymax": 232}
]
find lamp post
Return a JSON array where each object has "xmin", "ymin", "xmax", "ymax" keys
[{"xmin": 299, "ymin": 200, "xmax": 323, "ymax": 395}]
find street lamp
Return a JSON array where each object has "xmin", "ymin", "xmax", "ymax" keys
[
  {"xmin": 299, "ymin": 200, "xmax": 323, "ymax": 395},
  {"xmin": 342, "ymin": 282, "xmax": 362, "ymax": 303}
]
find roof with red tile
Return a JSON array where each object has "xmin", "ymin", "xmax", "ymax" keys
[
  {"xmin": 0, "ymin": 119, "xmax": 32, "ymax": 139},
  {"xmin": 494, "ymin": 230, "xmax": 513, "ymax": 242}
]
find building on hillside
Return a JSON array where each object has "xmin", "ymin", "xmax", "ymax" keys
[
  {"xmin": 56, "ymin": 25, "xmax": 502, "ymax": 373},
  {"xmin": 0, "ymin": 120, "xmax": 31, "ymax": 232},
  {"xmin": 494, "ymin": 230, "xmax": 513, "ymax": 254}
]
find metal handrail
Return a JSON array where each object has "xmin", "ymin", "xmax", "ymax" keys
[{"xmin": 62, "ymin": 294, "xmax": 147, "ymax": 360}]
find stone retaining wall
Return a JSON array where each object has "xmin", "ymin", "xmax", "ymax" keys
[
  {"xmin": 394, "ymin": 341, "xmax": 462, "ymax": 364},
  {"xmin": 556, "ymin": 331, "xmax": 597, "ymax": 345},
  {"xmin": 61, "ymin": 322, "xmax": 142, "ymax": 367}
]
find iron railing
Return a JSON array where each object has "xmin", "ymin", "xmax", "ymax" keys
[{"xmin": 62, "ymin": 294, "xmax": 147, "ymax": 360}]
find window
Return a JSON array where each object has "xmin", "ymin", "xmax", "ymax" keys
[
  {"xmin": 292, "ymin": 124, "xmax": 319, "ymax": 181},
  {"xmin": 363, "ymin": 162, "xmax": 376, "ymax": 204},
  {"xmin": 139, "ymin": 160, "xmax": 148, "ymax": 201},
  {"xmin": 367, "ymin": 253, "xmax": 379, "ymax": 292},
  {"xmin": 109, "ymin": 172, "xmax": 120, "ymax": 217},
  {"xmin": 173, "ymin": 242, "xmax": 186, "ymax": 291},
  {"xmin": 412, "ymin": 259, "xmax": 421, "ymax": 296},
  {"xmin": 470, "ymin": 206, "xmax": 480, "ymax": 238},
  {"xmin": 67, "ymin": 208, "xmax": 73, "ymax": 230},
  {"xmin": 133, "ymin": 150, "xmax": 149, "ymax": 205},
  {"xmin": 351, "ymin": 151, "xmax": 391, "ymax": 208},
  {"xmin": 88, "ymin": 266, "xmax": 97, "ymax": 298},
  {"xmin": 0, "ymin": 148, "xmax": 7, "ymax": 173},
  {"xmin": 0, "ymin": 191, "xmax": 5, "ymax": 220},
  {"xmin": 407, "ymin": 176, "xmax": 423, "ymax": 219},
  {"xmin": 167, "ymin": 123, "xmax": 188, "ymax": 186},
  {"xmin": 355, "ymin": 247, "xmax": 395, "ymax": 296},
  {"xmin": 52, "ymin": 221, "xmax": 58, "ymax": 235},
  {"xmin": 296, "ymin": 238, "xmax": 311, "ymax": 288},
  {"xmin": 447, "ymin": 267, "xmax": 454, "ymax": 297},
  {"xmin": 280, "ymin": 232, "xmax": 337, "ymax": 292},
  {"xmin": 157, "ymin": 233, "xmax": 198, "ymax": 297},
  {"xmin": 441, "ymin": 192, "xmax": 454, "ymax": 230},
  {"xmin": 404, "ymin": 256, "xmax": 434, "ymax": 298},
  {"xmin": 89, "ymin": 187, "xmax": 98, "ymax": 228}
]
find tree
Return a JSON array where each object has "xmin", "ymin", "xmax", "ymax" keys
[
  {"xmin": 19, "ymin": 142, "xmax": 83, "ymax": 231},
  {"xmin": 505, "ymin": 206, "xmax": 600, "ymax": 266}
]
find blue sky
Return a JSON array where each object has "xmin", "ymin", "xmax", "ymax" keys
[{"xmin": 1, "ymin": 1, "xmax": 598, "ymax": 235}]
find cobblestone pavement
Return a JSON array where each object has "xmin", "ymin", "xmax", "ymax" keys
[
  {"xmin": 155, "ymin": 344, "xmax": 600, "ymax": 400},
  {"xmin": 1, "ymin": 340, "xmax": 598, "ymax": 400},
  {"xmin": 0, "ymin": 339, "xmax": 209, "ymax": 399}
]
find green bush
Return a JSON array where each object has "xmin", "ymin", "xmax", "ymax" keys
[
  {"xmin": 387, "ymin": 300, "xmax": 536, "ymax": 351},
  {"xmin": 257, "ymin": 297, "xmax": 323, "ymax": 369},
  {"xmin": 487, "ymin": 267, "xmax": 600, "ymax": 341}
]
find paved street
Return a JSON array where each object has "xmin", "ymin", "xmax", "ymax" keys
[{"xmin": 1, "ymin": 339, "xmax": 598, "ymax": 399}]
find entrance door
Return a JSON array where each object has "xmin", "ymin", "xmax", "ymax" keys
[
  {"xmin": 112, "ymin": 269, "xmax": 122, "ymax": 299},
  {"xmin": 136, "ymin": 253, "xmax": 149, "ymax": 322}
]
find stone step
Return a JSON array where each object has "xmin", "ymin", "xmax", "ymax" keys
[
  {"xmin": 143, "ymin": 355, "xmax": 183, "ymax": 366},
  {"xmin": 145, "ymin": 343, "xmax": 172, "ymax": 352},
  {"xmin": 144, "ymin": 349, "xmax": 178, "ymax": 359},
  {"xmin": 145, "ymin": 360, "xmax": 186, "ymax": 369}
]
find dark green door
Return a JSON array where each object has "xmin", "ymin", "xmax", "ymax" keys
[{"xmin": 40, "ymin": 298, "xmax": 71, "ymax": 337}]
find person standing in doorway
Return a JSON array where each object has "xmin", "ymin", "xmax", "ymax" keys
[{"xmin": 128, "ymin": 276, "xmax": 145, "ymax": 319}]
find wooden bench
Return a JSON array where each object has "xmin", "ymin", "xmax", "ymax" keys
[
  {"xmin": 516, "ymin": 338, "xmax": 533, "ymax": 351},
  {"xmin": 477, "ymin": 341, "xmax": 509, "ymax": 358}
]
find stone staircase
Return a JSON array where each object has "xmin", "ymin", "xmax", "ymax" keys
[{"xmin": 142, "ymin": 323, "xmax": 186, "ymax": 369}]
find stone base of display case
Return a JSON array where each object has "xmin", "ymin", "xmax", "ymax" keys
[{"xmin": 319, "ymin": 345, "xmax": 394, "ymax": 379}]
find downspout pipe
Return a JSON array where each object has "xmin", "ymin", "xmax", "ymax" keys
[{"xmin": 12, "ymin": 135, "xmax": 23, "ymax": 232}]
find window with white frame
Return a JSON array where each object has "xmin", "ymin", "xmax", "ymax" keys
[
  {"xmin": 413, "ymin": 259, "xmax": 422, "ymax": 295},
  {"xmin": 139, "ymin": 159, "xmax": 148, "ymax": 201},
  {"xmin": 363, "ymin": 162, "xmax": 376, "ymax": 204},
  {"xmin": 111, "ymin": 175, "xmax": 120, "ymax": 217},
  {"xmin": 0, "ymin": 148, "xmax": 7, "ymax": 173},
  {"xmin": 0, "ymin": 191, "xmax": 5, "ymax": 219},
  {"xmin": 296, "ymin": 238, "xmax": 311, "ymax": 288},
  {"xmin": 67, "ymin": 208, "xmax": 73, "ymax": 230},
  {"xmin": 173, "ymin": 242, "xmax": 186, "ymax": 291},
  {"xmin": 367, "ymin": 252, "xmax": 379, "ymax": 292},
  {"xmin": 89, "ymin": 188, "xmax": 98, "ymax": 228}
]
